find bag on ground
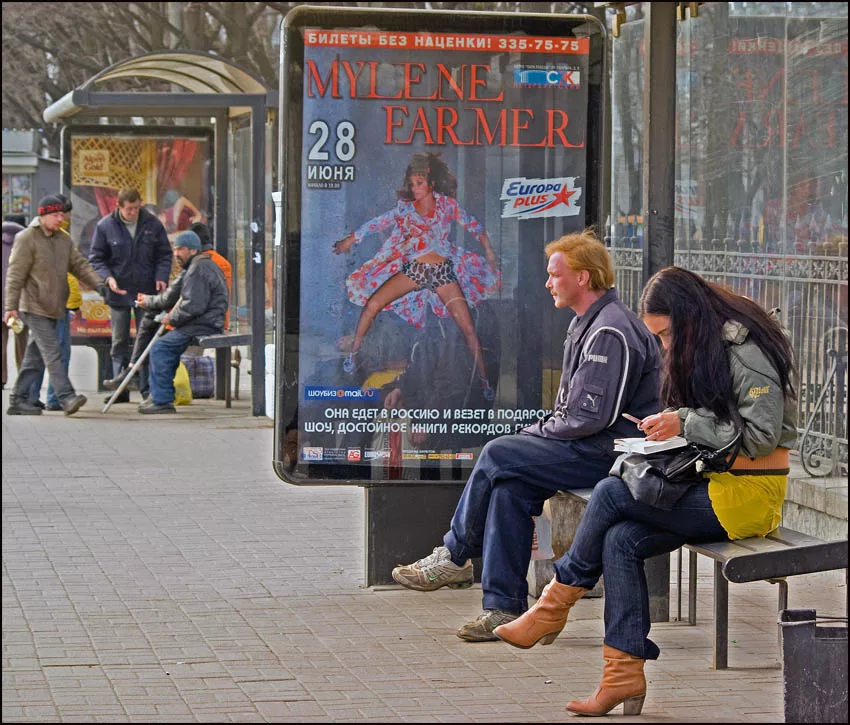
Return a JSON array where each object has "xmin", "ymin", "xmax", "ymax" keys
[
  {"xmin": 173, "ymin": 362, "xmax": 193, "ymax": 405},
  {"xmin": 180, "ymin": 353, "xmax": 215, "ymax": 399}
]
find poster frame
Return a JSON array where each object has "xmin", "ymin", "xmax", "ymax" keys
[{"xmin": 274, "ymin": 5, "xmax": 608, "ymax": 485}]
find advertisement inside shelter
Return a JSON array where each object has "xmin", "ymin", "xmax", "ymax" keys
[
  {"xmin": 282, "ymin": 16, "xmax": 603, "ymax": 481},
  {"xmin": 66, "ymin": 131, "xmax": 211, "ymax": 339}
]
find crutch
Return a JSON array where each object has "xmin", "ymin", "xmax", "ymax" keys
[{"xmin": 102, "ymin": 322, "xmax": 167, "ymax": 413}]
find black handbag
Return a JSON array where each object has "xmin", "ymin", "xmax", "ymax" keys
[{"xmin": 610, "ymin": 430, "xmax": 743, "ymax": 510}]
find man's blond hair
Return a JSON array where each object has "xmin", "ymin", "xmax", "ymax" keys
[{"xmin": 544, "ymin": 228, "xmax": 614, "ymax": 292}]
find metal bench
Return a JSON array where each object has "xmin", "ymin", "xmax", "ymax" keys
[
  {"xmin": 547, "ymin": 490, "xmax": 849, "ymax": 670},
  {"xmin": 684, "ymin": 530, "xmax": 848, "ymax": 669},
  {"xmin": 195, "ymin": 333, "xmax": 251, "ymax": 408}
]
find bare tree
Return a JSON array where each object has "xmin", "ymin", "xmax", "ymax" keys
[{"xmin": 2, "ymin": 1, "xmax": 597, "ymax": 156}]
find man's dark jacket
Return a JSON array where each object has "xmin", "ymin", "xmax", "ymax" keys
[
  {"xmin": 88, "ymin": 207, "xmax": 172, "ymax": 308},
  {"xmin": 146, "ymin": 253, "xmax": 227, "ymax": 339}
]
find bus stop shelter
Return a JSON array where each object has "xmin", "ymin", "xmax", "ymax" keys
[{"xmin": 42, "ymin": 50, "xmax": 277, "ymax": 416}]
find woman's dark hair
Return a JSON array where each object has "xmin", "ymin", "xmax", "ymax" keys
[
  {"xmin": 397, "ymin": 152, "xmax": 457, "ymax": 200},
  {"xmin": 639, "ymin": 267, "xmax": 796, "ymax": 421}
]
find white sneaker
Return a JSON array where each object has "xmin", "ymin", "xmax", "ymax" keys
[{"xmin": 392, "ymin": 545, "xmax": 473, "ymax": 591}]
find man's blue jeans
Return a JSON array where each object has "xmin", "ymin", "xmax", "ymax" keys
[
  {"xmin": 12, "ymin": 312, "xmax": 77, "ymax": 406},
  {"xmin": 553, "ymin": 475, "xmax": 728, "ymax": 660},
  {"xmin": 443, "ymin": 433, "xmax": 615, "ymax": 614},
  {"xmin": 148, "ymin": 328, "xmax": 192, "ymax": 405},
  {"xmin": 110, "ymin": 306, "xmax": 149, "ymax": 395},
  {"xmin": 29, "ymin": 311, "xmax": 70, "ymax": 406}
]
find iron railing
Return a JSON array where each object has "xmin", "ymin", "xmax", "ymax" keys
[{"xmin": 607, "ymin": 240, "xmax": 848, "ymax": 477}]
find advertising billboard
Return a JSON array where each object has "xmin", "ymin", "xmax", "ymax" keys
[
  {"xmin": 64, "ymin": 127, "xmax": 212, "ymax": 341},
  {"xmin": 275, "ymin": 7, "xmax": 606, "ymax": 484}
]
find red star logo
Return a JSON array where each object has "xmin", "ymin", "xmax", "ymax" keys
[{"xmin": 538, "ymin": 184, "xmax": 576, "ymax": 213}]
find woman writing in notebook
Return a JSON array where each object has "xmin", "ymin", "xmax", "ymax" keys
[{"xmin": 493, "ymin": 267, "xmax": 797, "ymax": 717}]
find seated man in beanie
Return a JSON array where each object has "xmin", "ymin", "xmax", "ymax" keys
[
  {"xmin": 136, "ymin": 230, "xmax": 228, "ymax": 414},
  {"xmin": 104, "ymin": 222, "xmax": 232, "ymax": 393},
  {"xmin": 4, "ymin": 195, "xmax": 109, "ymax": 416}
]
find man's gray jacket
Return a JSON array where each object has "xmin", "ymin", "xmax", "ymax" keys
[
  {"xmin": 153, "ymin": 253, "xmax": 227, "ymax": 338},
  {"xmin": 522, "ymin": 288, "xmax": 661, "ymax": 449}
]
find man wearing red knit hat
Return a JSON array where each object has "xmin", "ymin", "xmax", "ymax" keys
[{"xmin": 4, "ymin": 194, "xmax": 110, "ymax": 416}]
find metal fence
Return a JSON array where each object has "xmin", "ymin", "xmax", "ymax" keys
[{"xmin": 607, "ymin": 240, "xmax": 848, "ymax": 477}]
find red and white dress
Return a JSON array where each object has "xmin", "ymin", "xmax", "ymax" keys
[{"xmin": 345, "ymin": 192, "xmax": 500, "ymax": 328}]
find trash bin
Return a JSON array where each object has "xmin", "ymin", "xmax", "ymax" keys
[{"xmin": 780, "ymin": 609, "xmax": 848, "ymax": 723}]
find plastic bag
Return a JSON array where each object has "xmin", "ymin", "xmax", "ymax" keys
[{"xmin": 173, "ymin": 362, "xmax": 193, "ymax": 406}]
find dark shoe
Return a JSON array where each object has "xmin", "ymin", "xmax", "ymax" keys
[
  {"xmin": 139, "ymin": 402, "xmax": 176, "ymax": 415},
  {"xmin": 104, "ymin": 391, "xmax": 131, "ymax": 405},
  {"xmin": 32, "ymin": 400, "xmax": 46, "ymax": 409},
  {"xmin": 103, "ymin": 367, "xmax": 139, "ymax": 391},
  {"xmin": 7, "ymin": 399, "xmax": 43, "ymax": 415},
  {"xmin": 62, "ymin": 395, "xmax": 87, "ymax": 416},
  {"xmin": 45, "ymin": 402, "xmax": 63, "ymax": 411},
  {"xmin": 456, "ymin": 610, "xmax": 520, "ymax": 642}
]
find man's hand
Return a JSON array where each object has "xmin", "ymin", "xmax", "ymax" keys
[
  {"xmin": 135, "ymin": 293, "xmax": 150, "ymax": 309},
  {"xmin": 4, "ymin": 310, "xmax": 19, "ymax": 325},
  {"xmin": 155, "ymin": 280, "xmax": 167, "ymax": 293},
  {"xmin": 106, "ymin": 277, "xmax": 127, "ymax": 295},
  {"xmin": 154, "ymin": 312, "xmax": 170, "ymax": 325}
]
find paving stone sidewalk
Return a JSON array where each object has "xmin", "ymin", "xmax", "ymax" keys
[{"xmin": 2, "ymin": 389, "xmax": 846, "ymax": 723}]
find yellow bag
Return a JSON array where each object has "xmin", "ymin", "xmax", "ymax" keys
[{"xmin": 174, "ymin": 362, "xmax": 193, "ymax": 406}]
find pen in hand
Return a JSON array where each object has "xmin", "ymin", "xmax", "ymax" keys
[{"xmin": 622, "ymin": 412, "xmax": 643, "ymax": 428}]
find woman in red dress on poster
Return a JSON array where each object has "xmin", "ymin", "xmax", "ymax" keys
[{"xmin": 332, "ymin": 152, "xmax": 500, "ymax": 400}]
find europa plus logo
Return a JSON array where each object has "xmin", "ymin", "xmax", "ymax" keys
[{"xmin": 500, "ymin": 177, "xmax": 582, "ymax": 220}]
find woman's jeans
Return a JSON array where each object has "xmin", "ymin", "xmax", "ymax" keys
[{"xmin": 553, "ymin": 475, "xmax": 728, "ymax": 660}]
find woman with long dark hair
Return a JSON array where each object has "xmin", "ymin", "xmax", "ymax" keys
[
  {"xmin": 493, "ymin": 266, "xmax": 797, "ymax": 717},
  {"xmin": 332, "ymin": 152, "xmax": 500, "ymax": 399}
]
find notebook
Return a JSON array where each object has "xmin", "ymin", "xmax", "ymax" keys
[{"xmin": 613, "ymin": 436, "xmax": 688, "ymax": 455}]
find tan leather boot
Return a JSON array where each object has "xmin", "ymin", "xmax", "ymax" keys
[
  {"xmin": 566, "ymin": 644, "xmax": 646, "ymax": 716},
  {"xmin": 493, "ymin": 576, "xmax": 588, "ymax": 648}
]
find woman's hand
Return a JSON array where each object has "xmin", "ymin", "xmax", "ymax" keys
[
  {"xmin": 639, "ymin": 411, "xmax": 682, "ymax": 441},
  {"xmin": 332, "ymin": 235, "xmax": 354, "ymax": 254}
]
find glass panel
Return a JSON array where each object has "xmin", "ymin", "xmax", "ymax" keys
[
  {"xmin": 228, "ymin": 121, "xmax": 252, "ymax": 336},
  {"xmin": 608, "ymin": 12, "xmax": 645, "ymax": 311},
  {"xmin": 674, "ymin": 2, "xmax": 848, "ymax": 474}
]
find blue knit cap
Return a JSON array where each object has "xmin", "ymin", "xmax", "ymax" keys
[{"xmin": 174, "ymin": 230, "xmax": 201, "ymax": 250}]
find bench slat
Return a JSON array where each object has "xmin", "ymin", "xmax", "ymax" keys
[
  {"xmin": 196, "ymin": 333, "xmax": 251, "ymax": 348},
  {"xmin": 722, "ymin": 540, "xmax": 848, "ymax": 583}
]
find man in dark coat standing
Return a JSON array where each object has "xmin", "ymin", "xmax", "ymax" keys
[{"xmin": 88, "ymin": 187, "xmax": 172, "ymax": 403}]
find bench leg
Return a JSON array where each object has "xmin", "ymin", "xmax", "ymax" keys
[
  {"xmin": 688, "ymin": 550, "xmax": 698, "ymax": 625},
  {"xmin": 768, "ymin": 578, "xmax": 789, "ymax": 665},
  {"xmin": 225, "ymin": 348, "xmax": 232, "ymax": 408},
  {"xmin": 676, "ymin": 548, "xmax": 683, "ymax": 621},
  {"xmin": 713, "ymin": 561, "xmax": 728, "ymax": 670}
]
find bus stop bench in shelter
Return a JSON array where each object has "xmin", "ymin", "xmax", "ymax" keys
[
  {"xmin": 683, "ymin": 529, "xmax": 848, "ymax": 669},
  {"xmin": 543, "ymin": 489, "xmax": 849, "ymax": 670},
  {"xmin": 195, "ymin": 332, "xmax": 251, "ymax": 407}
]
